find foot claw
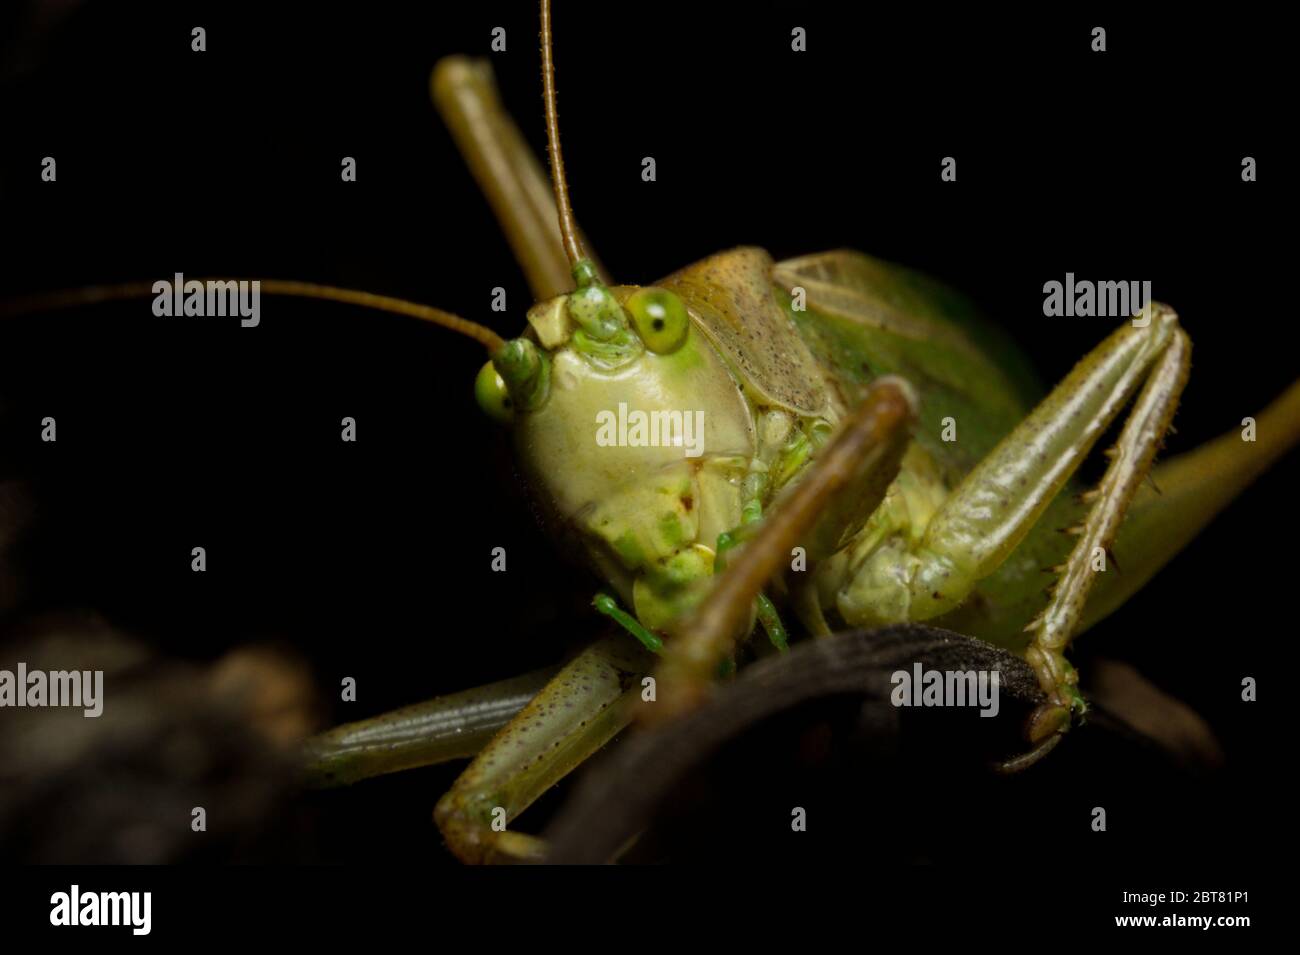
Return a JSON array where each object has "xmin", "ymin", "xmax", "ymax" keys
[{"xmin": 1026, "ymin": 702, "xmax": 1071, "ymax": 743}]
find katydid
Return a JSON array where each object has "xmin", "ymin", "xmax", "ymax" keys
[
  {"xmin": 325, "ymin": 1, "xmax": 1300, "ymax": 862},
  {"xmin": 8, "ymin": 1, "xmax": 1298, "ymax": 865}
]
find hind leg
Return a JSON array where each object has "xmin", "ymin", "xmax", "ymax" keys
[{"xmin": 842, "ymin": 307, "xmax": 1190, "ymax": 741}]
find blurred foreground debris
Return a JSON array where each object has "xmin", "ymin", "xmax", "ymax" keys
[{"xmin": 0, "ymin": 614, "xmax": 319, "ymax": 862}]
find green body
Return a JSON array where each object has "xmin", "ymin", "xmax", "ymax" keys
[
  {"xmin": 774, "ymin": 248, "xmax": 1085, "ymax": 652},
  {"xmin": 304, "ymin": 43, "xmax": 1300, "ymax": 862},
  {"xmin": 510, "ymin": 245, "xmax": 1085, "ymax": 653}
]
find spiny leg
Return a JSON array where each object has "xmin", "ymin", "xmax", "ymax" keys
[
  {"xmin": 1024, "ymin": 324, "xmax": 1190, "ymax": 739},
  {"xmin": 434, "ymin": 635, "xmax": 651, "ymax": 864},
  {"xmin": 301, "ymin": 666, "xmax": 559, "ymax": 787},
  {"xmin": 650, "ymin": 377, "xmax": 919, "ymax": 722},
  {"xmin": 1082, "ymin": 378, "xmax": 1300, "ymax": 630},
  {"xmin": 865, "ymin": 307, "xmax": 1191, "ymax": 743}
]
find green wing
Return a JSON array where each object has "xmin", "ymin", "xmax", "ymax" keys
[{"xmin": 773, "ymin": 249, "xmax": 1041, "ymax": 479}]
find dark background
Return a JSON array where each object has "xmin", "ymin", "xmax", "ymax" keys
[{"xmin": 0, "ymin": 0, "xmax": 1292, "ymax": 876}]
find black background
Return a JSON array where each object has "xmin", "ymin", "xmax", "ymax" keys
[{"xmin": 0, "ymin": 0, "xmax": 1293, "ymax": 892}]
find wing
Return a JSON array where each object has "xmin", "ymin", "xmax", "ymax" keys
[
  {"xmin": 659, "ymin": 247, "xmax": 836, "ymax": 419},
  {"xmin": 773, "ymin": 249, "xmax": 1041, "ymax": 476}
]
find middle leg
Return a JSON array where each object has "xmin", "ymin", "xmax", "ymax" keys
[{"xmin": 433, "ymin": 635, "xmax": 651, "ymax": 863}]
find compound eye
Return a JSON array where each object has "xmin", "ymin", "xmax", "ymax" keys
[
  {"xmin": 626, "ymin": 286, "xmax": 689, "ymax": 354},
  {"xmin": 474, "ymin": 360, "xmax": 514, "ymax": 423}
]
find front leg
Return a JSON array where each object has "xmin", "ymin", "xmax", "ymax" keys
[
  {"xmin": 434, "ymin": 635, "xmax": 651, "ymax": 864},
  {"xmin": 650, "ymin": 378, "xmax": 918, "ymax": 720}
]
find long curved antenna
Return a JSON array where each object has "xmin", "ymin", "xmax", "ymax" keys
[
  {"xmin": 540, "ymin": 0, "xmax": 585, "ymax": 270},
  {"xmin": 2, "ymin": 279, "xmax": 507, "ymax": 353}
]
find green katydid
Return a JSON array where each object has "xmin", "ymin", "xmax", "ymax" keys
[
  {"xmin": 312, "ymin": 1, "xmax": 1299, "ymax": 862},
  {"xmin": 8, "ymin": 2, "xmax": 1297, "ymax": 865}
]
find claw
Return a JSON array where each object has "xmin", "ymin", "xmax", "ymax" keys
[
  {"xmin": 1023, "ymin": 679, "xmax": 1088, "ymax": 746},
  {"xmin": 1026, "ymin": 701, "xmax": 1072, "ymax": 743},
  {"xmin": 1067, "ymin": 683, "xmax": 1089, "ymax": 720}
]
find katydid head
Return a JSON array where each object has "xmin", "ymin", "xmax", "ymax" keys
[
  {"xmin": 474, "ymin": 269, "xmax": 699, "ymax": 423},
  {"xmin": 476, "ymin": 268, "xmax": 757, "ymax": 629}
]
